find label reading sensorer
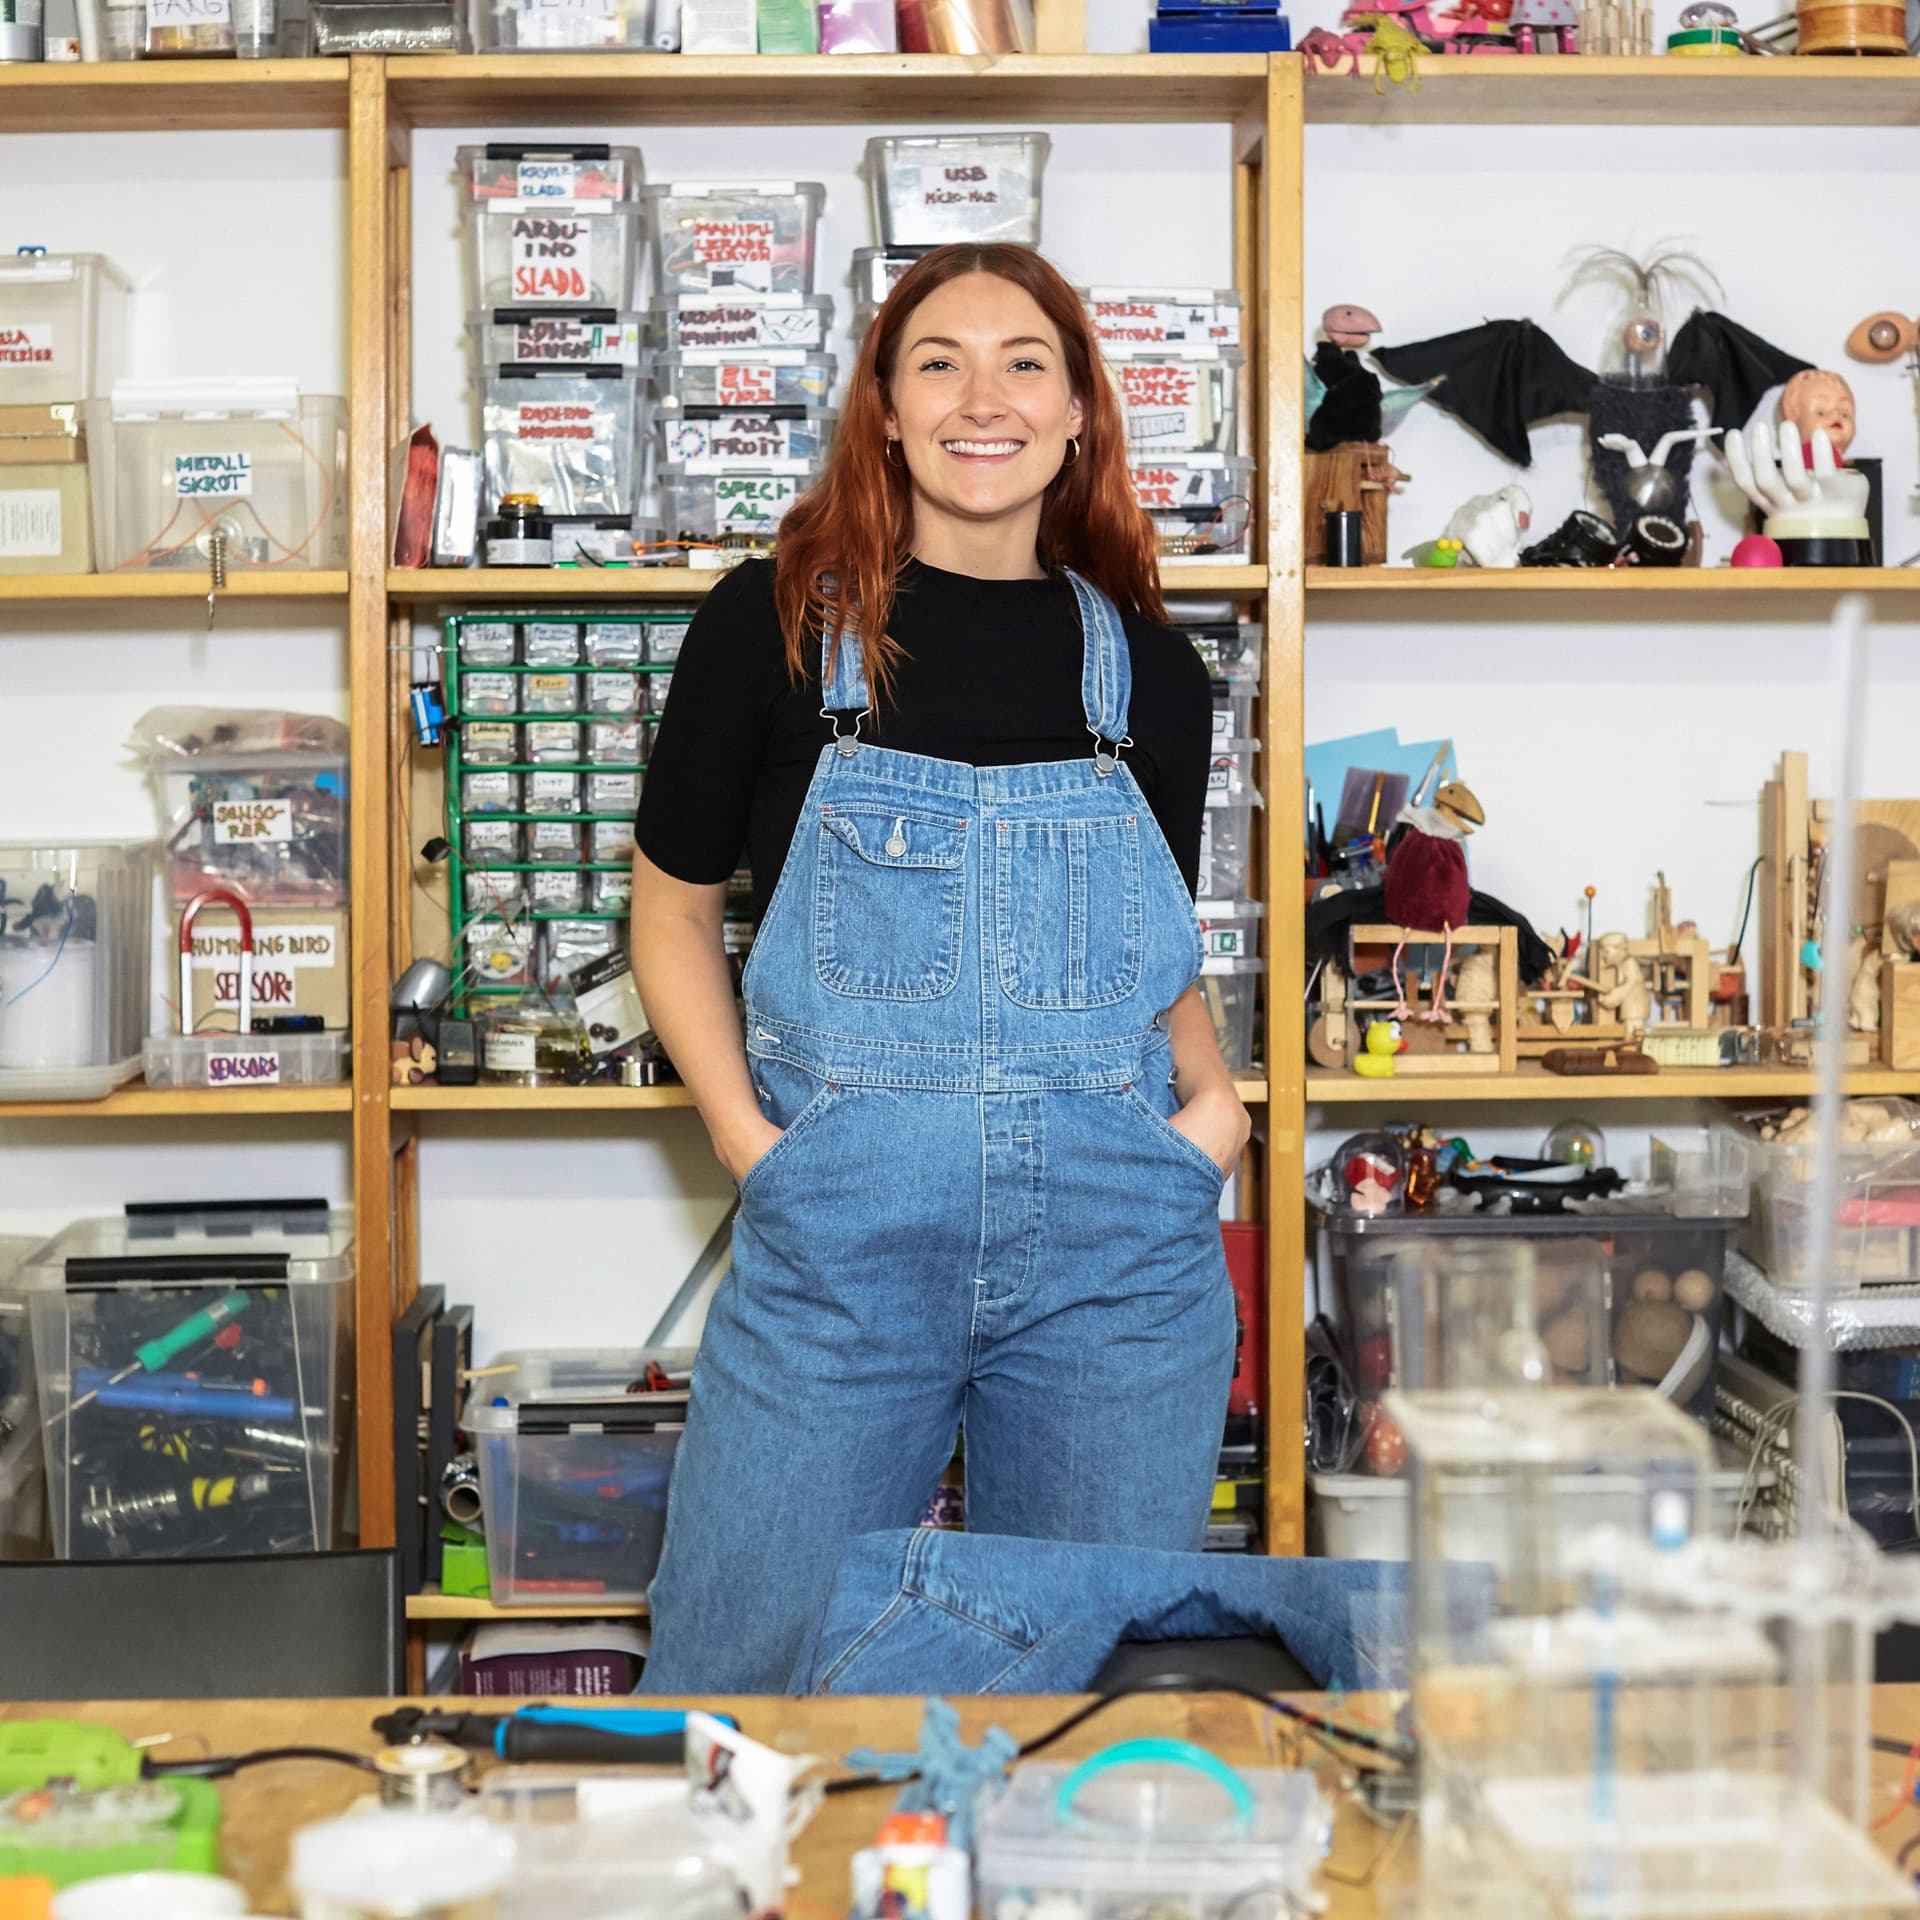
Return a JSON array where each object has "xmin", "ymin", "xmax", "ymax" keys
[
  {"xmin": 0, "ymin": 324, "xmax": 53, "ymax": 368},
  {"xmin": 212, "ymin": 798, "xmax": 293, "ymax": 844},
  {"xmin": 0, "ymin": 490, "xmax": 60, "ymax": 559},
  {"xmin": 174, "ymin": 451, "xmax": 252, "ymax": 499}
]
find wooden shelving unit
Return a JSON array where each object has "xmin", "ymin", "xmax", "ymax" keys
[
  {"xmin": 12, "ymin": 50, "xmax": 1912, "ymax": 1641},
  {"xmin": 406, "ymin": 1585, "xmax": 647, "ymax": 1621},
  {"xmin": 1307, "ymin": 1065, "xmax": 1920, "ymax": 1105}
]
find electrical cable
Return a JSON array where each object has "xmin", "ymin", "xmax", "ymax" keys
[
  {"xmin": 147, "ymin": 1744, "xmax": 378, "ymax": 1780},
  {"xmin": 1899, "ymin": 1829, "xmax": 1920, "ymax": 1878},
  {"xmin": 1730, "ymin": 854, "xmax": 1763, "ymax": 962},
  {"xmin": 817, "ymin": 1677, "xmax": 1413, "ymax": 1800},
  {"xmin": 1871, "ymin": 1738, "xmax": 1920, "ymax": 1832},
  {"xmin": 1730, "ymin": 1388, "xmax": 1920, "ymax": 1539}
]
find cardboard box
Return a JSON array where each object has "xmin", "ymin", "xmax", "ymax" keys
[
  {"xmin": 1884, "ymin": 959, "xmax": 1920, "ymax": 1071},
  {"xmin": 181, "ymin": 906, "xmax": 350, "ymax": 1032}
]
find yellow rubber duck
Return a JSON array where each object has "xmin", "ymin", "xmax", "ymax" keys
[{"xmin": 1353, "ymin": 1019, "xmax": 1402, "ymax": 1078}]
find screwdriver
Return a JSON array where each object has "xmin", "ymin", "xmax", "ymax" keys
[{"xmin": 57, "ymin": 1289, "xmax": 252, "ymax": 1421}]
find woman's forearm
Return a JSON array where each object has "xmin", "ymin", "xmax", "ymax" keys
[
  {"xmin": 1166, "ymin": 981, "xmax": 1234, "ymax": 1101},
  {"xmin": 630, "ymin": 856, "xmax": 767, "ymax": 1173}
]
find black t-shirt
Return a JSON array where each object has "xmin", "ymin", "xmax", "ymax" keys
[{"xmin": 636, "ymin": 557, "xmax": 1215, "ymax": 923}]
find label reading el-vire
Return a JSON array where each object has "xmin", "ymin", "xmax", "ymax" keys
[
  {"xmin": 0, "ymin": 324, "xmax": 53, "ymax": 367},
  {"xmin": 174, "ymin": 451, "xmax": 253, "ymax": 499},
  {"xmin": 511, "ymin": 215, "xmax": 595, "ymax": 302}
]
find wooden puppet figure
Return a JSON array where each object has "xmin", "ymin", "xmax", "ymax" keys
[{"xmin": 1385, "ymin": 780, "xmax": 1484, "ymax": 1020}]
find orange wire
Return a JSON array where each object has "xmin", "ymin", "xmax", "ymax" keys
[{"xmin": 1871, "ymin": 1739, "xmax": 1920, "ymax": 1832}]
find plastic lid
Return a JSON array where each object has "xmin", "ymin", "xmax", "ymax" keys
[
  {"xmin": 291, "ymin": 1813, "xmax": 514, "ymax": 1908},
  {"xmin": 16, "ymin": 1205, "xmax": 355, "ymax": 1292},
  {"xmin": 0, "ymin": 251, "xmax": 132, "ymax": 289},
  {"xmin": 0, "ymin": 1878, "xmax": 53, "ymax": 1920},
  {"xmin": 110, "ymin": 377, "xmax": 321, "ymax": 420},
  {"xmin": 1083, "ymin": 285, "xmax": 1243, "ymax": 304}
]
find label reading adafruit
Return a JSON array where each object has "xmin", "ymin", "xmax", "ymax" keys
[
  {"xmin": 510, "ymin": 214, "xmax": 595, "ymax": 302},
  {"xmin": 174, "ymin": 451, "xmax": 252, "ymax": 499}
]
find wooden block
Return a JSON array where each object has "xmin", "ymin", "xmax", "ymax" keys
[
  {"xmin": 1391, "ymin": 1052, "xmax": 1490, "ymax": 1076},
  {"xmin": 1883, "ymin": 860, "xmax": 1920, "ymax": 958},
  {"xmin": 1497, "ymin": 925, "xmax": 1518, "ymax": 1076},
  {"xmin": 1883, "ymin": 961, "xmax": 1920, "ymax": 1069},
  {"xmin": 1303, "ymin": 444, "xmax": 1391, "ymax": 567}
]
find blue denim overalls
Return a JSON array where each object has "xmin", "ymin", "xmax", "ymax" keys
[{"xmin": 640, "ymin": 571, "xmax": 1236, "ymax": 1693}]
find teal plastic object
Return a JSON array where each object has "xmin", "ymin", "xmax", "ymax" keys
[{"xmin": 1053, "ymin": 1739, "xmax": 1255, "ymax": 1835}]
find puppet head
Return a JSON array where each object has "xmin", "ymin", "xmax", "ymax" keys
[
  {"xmin": 1561, "ymin": 243, "xmax": 1723, "ymax": 389},
  {"xmin": 1323, "ymin": 303, "xmax": 1382, "ymax": 349},
  {"xmin": 1779, "ymin": 369, "xmax": 1856, "ymax": 460},
  {"xmin": 1433, "ymin": 780, "xmax": 1485, "ymax": 836}
]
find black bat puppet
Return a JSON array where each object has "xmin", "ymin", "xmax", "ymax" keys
[{"xmin": 1373, "ymin": 249, "xmax": 1809, "ymax": 541}]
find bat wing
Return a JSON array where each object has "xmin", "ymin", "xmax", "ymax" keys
[
  {"xmin": 1378, "ymin": 379, "xmax": 1437, "ymax": 435},
  {"xmin": 1668, "ymin": 309, "xmax": 1813, "ymax": 432},
  {"xmin": 1303, "ymin": 356, "xmax": 1328, "ymax": 423},
  {"xmin": 1374, "ymin": 319, "xmax": 1595, "ymax": 467}
]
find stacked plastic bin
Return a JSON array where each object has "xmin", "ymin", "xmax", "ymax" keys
[
  {"xmin": 851, "ymin": 132, "xmax": 1049, "ymax": 335},
  {"xmin": 1087, "ymin": 285, "xmax": 1253, "ymax": 567},
  {"xmin": 639, "ymin": 180, "xmax": 833, "ymax": 555},
  {"xmin": 0, "ymin": 248, "xmax": 129, "ymax": 578},
  {"xmin": 461, "ymin": 144, "xmax": 649, "ymax": 563},
  {"xmin": 1182, "ymin": 622, "xmax": 1264, "ymax": 1072}
]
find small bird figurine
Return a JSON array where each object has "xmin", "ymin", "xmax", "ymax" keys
[
  {"xmin": 1385, "ymin": 780, "xmax": 1484, "ymax": 1020},
  {"xmin": 1352, "ymin": 1018, "xmax": 1403, "ymax": 1078}
]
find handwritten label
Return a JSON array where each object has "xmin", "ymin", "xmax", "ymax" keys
[
  {"xmin": 588, "ymin": 721, "xmax": 641, "ymax": 762},
  {"xmin": 533, "ymin": 870, "xmax": 582, "ymax": 908},
  {"xmin": 174, "ymin": 451, "xmax": 252, "ymax": 500},
  {"xmin": 588, "ymin": 772, "xmax": 638, "ymax": 812},
  {"xmin": 466, "ymin": 820, "xmax": 517, "ymax": 860},
  {"xmin": 648, "ymin": 622, "xmax": 689, "ymax": 662},
  {"xmin": 516, "ymin": 401, "xmax": 597, "ymax": 442},
  {"xmin": 670, "ymin": 412, "xmax": 802, "ymax": 464},
  {"xmin": 465, "ymin": 771, "xmax": 515, "ymax": 809},
  {"xmin": 713, "ymin": 472, "xmax": 800, "ymax": 530},
  {"xmin": 189, "ymin": 921, "xmax": 340, "ymax": 1013},
  {"xmin": 517, "ymin": 158, "xmax": 584, "ymax": 199},
  {"xmin": 672, "ymin": 304, "xmax": 823, "ymax": 351},
  {"xmin": 0, "ymin": 324, "xmax": 53, "ymax": 367},
  {"xmin": 526, "ymin": 721, "xmax": 580, "ymax": 759},
  {"xmin": 147, "ymin": 0, "xmax": 232, "ymax": 24},
  {"xmin": 463, "ymin": 672, "xmax": 516, "ymax": 713},
  {"xmin": 212, "ymin": 798, "xmax": 293, "ymax": 844},
  {"xmin": 587, "ymin": 671, "xmax": 639, "ymax": 712},
  {"xmin": 529, "ymin": 770, "xmax": 578, "ymax": 801},
  {"xmin": 592, "ymin": 821, "xmax": 636, "ymax": 862},
  {"xmin": 1121, "ymin": 362, "xmax": 1202, "ymax": 448},
  {"xmin": 530, "ymin": 820, "xmax": 579, "ymax": 854},
  {"xmin": 691, "ymin": 219, "xmax": 775, "ymax": 291},
  {"xmin": 922, "ymin": 162, "xmax": 1003, "ymax": 210},
  {"xmin": 206, "ymin": 1049, "xmax": 282, "ymax": 1086},
  {"xmin": 1093, "ymin": 298, "xmax": 1240, "ymax": 351},
  {"xmin": 510, "ymin": 215, "xmax": 595, "ymax": 303},
  {"xmin": 0, "ymin": 491, "xmax": 61, "ymax": 560},
  {"xmin": 510, "ymin": 317, "xmax": 641, "ymax": 365},
  {"xmin": 717, "ymin": 364, "xmax": 776, "ymax": 407}
]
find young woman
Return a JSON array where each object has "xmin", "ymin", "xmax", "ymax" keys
[{"xmin": 631, "ymin": 243, "xmax": 1251, "ymax": 1693}]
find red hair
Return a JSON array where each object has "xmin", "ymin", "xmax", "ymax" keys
[{"xmin": 773, "ymin": 243, "xmax": 1165, "ymax": 702}]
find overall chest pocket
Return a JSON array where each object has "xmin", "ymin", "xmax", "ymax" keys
[
  {"xmin": 813, "ymin": 804, "xmax": 969, "ymax": 1000},
  {"xmin": 993, "ymin": 813, "xmax": 1144, "ymax": 1010}
]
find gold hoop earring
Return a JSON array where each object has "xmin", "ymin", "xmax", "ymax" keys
[
  {"xmin": 1063, "ymin": 436, "xmax": 1080, "ymax": 466},
  {"xmin": 885, "ymin": 439, "xmax": 904, "ymax": 466}
]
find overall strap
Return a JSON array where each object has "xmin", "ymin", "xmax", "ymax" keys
[
  {"xmin": 818, "ymin": 609, "xmax": 872, "ymax": 755},
  {"xmin": 1066, "ymin": 570, "xmax": 1133, "ymax": 774}
]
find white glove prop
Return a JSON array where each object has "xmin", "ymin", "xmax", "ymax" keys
[{"xmin": 1724, "ymin": 420, "xmax": 1870, "ymax": 564}]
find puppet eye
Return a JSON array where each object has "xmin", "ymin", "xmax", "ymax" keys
[
  {"xmin": 1625, "ymin": 316, "xmax": 1662, "ymax": 353},
  {"xmin": 1870, "ymin": 318, "xmax": 1903, "ymax": 352}
]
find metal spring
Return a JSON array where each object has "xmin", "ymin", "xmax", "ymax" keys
[{"xmin": 207, "ymin": 527, "xmax": 229, "ymax": 593}]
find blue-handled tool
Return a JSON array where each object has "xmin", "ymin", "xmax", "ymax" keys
[{"xmin": 372, "ymin": 1704, "xmax": 736, "ymax": 1766}]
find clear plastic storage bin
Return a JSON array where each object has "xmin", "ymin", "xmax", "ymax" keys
[
  {"xmin": 144, "ymin": 729, "xmax": 349, "ymax": 908},
  {"xmin": 650, "ymin": 348, "xmax": 836, "ymax": 411},
  {"xmin": 0, "ymin": 252, "xmax": 131, "ymax": 407},
  {"xmin": 1199, "ymin": 955, "xmax": 1261, "ymax": 1071},
  {"xmin": 654, "ymin": 405, "xmax": 832, "ymax": 469},
  {"xmin": 1740, "ymin": 1118, "xmax": 1920, "ymax": 1289},
  {"xmin": 19, "ymin": 1201, "xmax": 353, "ymax": 1560},
  {"xmin": 659, "ymin": 463, "xmax": 816, "ymax": 539},
  {"xmin": 1206, "ymin": 737, "xmax": 1259, "ymax": 808},
  {"xmin": 0, "ymin": 841, "xmax": 151, "ymax": 1103},
  {"xmin": 0, "ymin": 1236, "xmax": 47, "ymax": 1561},
  {"xmin": 468, "ymin": 308, "xmax": 644, "ymax": 368},
  {"xmin": 1183, "ymin": 619, "xmax": 1262, "ymax": 684},
  {"xmin": 850, "ymin": 246, "xmax": 924, "ymax": 312},
  {"xmin": 1117, "ymin": 347, "xmax": 1243, "ymax": 455},
  {"xmin": 0, "ymin": 403, "xmax": 93, "ymax": 577},
  {"xmin": 1195, "ymin": 898, "xmax": 1261, "ymax": 963},
  {"xmin": 141, "ymin": 1030, "xmax": 351, "ymax": 1088},
  {"xmin": 867, "ymin": 133, "xmax": 1049, "ymax": 247},
  {"xmin": 976, "ymin": 1759, "xmax": 1328, "ymax": 1920},
  {"xmin": 482, "ymin": 366, "xmax": 640, "ymax": 517},
  {"xmin": 1316, "ymin": 1210, "xmax": 1737, "ymax": 1440},
  {"xmin": 1210, "ymin": 684, "xmax": 1254, "ymax": 743},
  {"xmin": 640, "ymin": 182, "xmax": 827, "ymax": 297},
  {"xmin": 459, "ymin": 144, "xmax": 646, "ymax": 205},
  {"xmin": 84, "ymin": 383, "xmax": 349, "ymax": 573},
  {"xmin": 469, "ymin": 203, "xmax": 643, "ymax": 308},
  {"xmin": 468, "ymin": 1346, "xmax": 695, "ymax": 1605},
  {"xmin": 1196, "ymin": 799, "xmax": 1256, "ymax": 902},
  {"xmin": 1131, "ymin": 453, "xmax": 1255, "ymax": 563},
  {"xmin": 1084, "ymin": 286, "xmax": 1244, "ymax": 355},
  {"xmin": 647, "ymin": 293, "xmax": 835, "ymax": 354},
  {"xmin": 476, "ymin": 0, "xmax": 668, "ymax": 47}
]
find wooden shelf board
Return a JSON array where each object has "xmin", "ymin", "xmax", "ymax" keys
[
  {"xmin": 0, "ymin": 1078, "xmax": 354, "ymax": 1119},
  {"xmin": 1306, "ymin": 55, "xmax": 1920, "ymax": 128},
  {"xmin": 396, "ymin": 1075, "xmax": 1270, "ymax": 1111},
  {"xmin": 1307, "ymin": 1063, "xmax": 1920, "ymax": 1103},
  {"xmin": 407, "ymin": 1586, "xmax": 647, "ymax": 1621},
  {"xmin": 1307, "ymin": 565, "xmax": 1920, "ymax": 595},
  {"xmin": 389, "ymin": 562, "xmax": 1266, "ymax": 603},
  {"xmin": 387, "ymin": 52, "xmax": 1270, "ymax": 127},
  {"xmin": 0, "ymin": 61, "xmax": 351, "ymax": 134},
  {"xmin": 0, "ymin": 572, "xmax": 349, "ymax": 607}
]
